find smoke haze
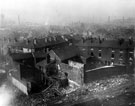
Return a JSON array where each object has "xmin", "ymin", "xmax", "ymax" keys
[
  {"xmin": 0, "ymin": 0, "xmax": 135, "ymax": 24},
  {"xmin": 0, "ymin": 84, "xmax": 14, "ymax": 106}
]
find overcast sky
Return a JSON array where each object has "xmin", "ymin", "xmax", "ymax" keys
[{"xmin": 0, "ymin": 0, "xmax": 135, "ymax": 25}]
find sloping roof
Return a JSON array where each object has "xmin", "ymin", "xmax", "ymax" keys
[
  {"xmin": 34, "ymin": 36, "xmax": 66, "ymax": 48},
  {"xmin": 68, "ymin": 55, "xmax": 84, "ymax": 63},
  {"xmin": 86, "ymin": 56, "xmax": 104, "ymax": 64},
  {"xmin": 77, "ymin": 38, "xmax": 134, "ymax": 49},
  {"xmin": 84, "ymin": 55, "xmax": 105, "ymax": 71},
  {"xmin": 8, "ymin": 35, "xmax": 75, "ymax": 49},
  {"xmin": 51, "ymin": 45, "xmax": 80, "ymax": 61}
]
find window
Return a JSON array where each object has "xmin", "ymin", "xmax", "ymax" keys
[
  {"xmin": 105, "ymin": 60, "xmax": 107, "ymax": 65},
  {"xmin": 99, "ymin": 52, "xmax": 102, "ymax": 58},
  {"xmin": 111, "ymin": 53, "xmax": 114, "ymax": 59},
  {"xmin": 91, "ymin": 52, "xmax": 94, "ymax": 57}
]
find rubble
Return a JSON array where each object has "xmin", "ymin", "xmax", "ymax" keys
[
  {"xmin": 12, "ymin": 74, "xmax": 134, "ymax": 106},
  {"xmin": 85, "ymin": 74, "xmax": 129, "ymax": 93}
]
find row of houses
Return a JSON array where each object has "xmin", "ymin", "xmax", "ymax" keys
[
  {"xmin": 7, "ymin": 34, "xmax": 135, "ymax": 89},
  {"xmin": 36, "ymin": 37, "xmax": 135, "ymax": 85}
]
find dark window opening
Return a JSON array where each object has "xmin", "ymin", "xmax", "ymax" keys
[
  {"xmin": 90, "ymin": 52, "xmax": 94, "ymax": 57},
  {"xmin": 119, "ymin": 38, "xmax": 124, "ymax": 45},
  {"xmin": 105, "ymin": 60, "xmax": 107, "ymax": 65},
  {"xmin": 99, "ymin": 39, "xmax": 102, "ymax": 44},
  {"xmin": 111, "ymin": 53, "xmax": 114, "ymax": 59},
  {"xmin": 99, "ymin": 52, "xmax": 102, "ymax": 58}
]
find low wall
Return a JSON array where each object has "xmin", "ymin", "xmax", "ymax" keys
[
  {"xmin": 11, "ymin": 76, "xmax": 28, "ymax": 95},
  {"xmin": 7, "ymin": 73, "xmax": 28, "ymax": 95},
  {"xmin": 84, "ymin": 65, "xmax": 132, "ymax": 83}
]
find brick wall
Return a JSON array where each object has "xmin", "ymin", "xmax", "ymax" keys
[
  {"xmin": 60, "ymin": 63, "xmax": 83, "ymax": 85},
  {"xmin": 84, "ymin": 65, "xmax": 130, "ymax": 83}
]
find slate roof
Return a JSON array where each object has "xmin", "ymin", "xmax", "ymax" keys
[
  {"xmin": 77, "ymin": 38, "xmax": 135, "ymax": 49},
  {"xmin": 68, "ymin": 55, "xmax": 84, "ymax": 63},
  {"xmin": 84, "ymin": 56, "xmax": 105, "ymax": 71},
  {"xmin": 51, "ymin": 45, "xmax": 80, "ymax": 61},
  {"xmin": 8, "ymin": 35, "xmax": 135, "ymax": 50},
  {"xmin": 8, "ymin": 34, "xmax": 76, "ymax": 49}
]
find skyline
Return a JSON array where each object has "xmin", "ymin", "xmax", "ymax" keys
[{"xmin": 0, "ymin": 0, "xmax": 135, "ymax": 25}]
